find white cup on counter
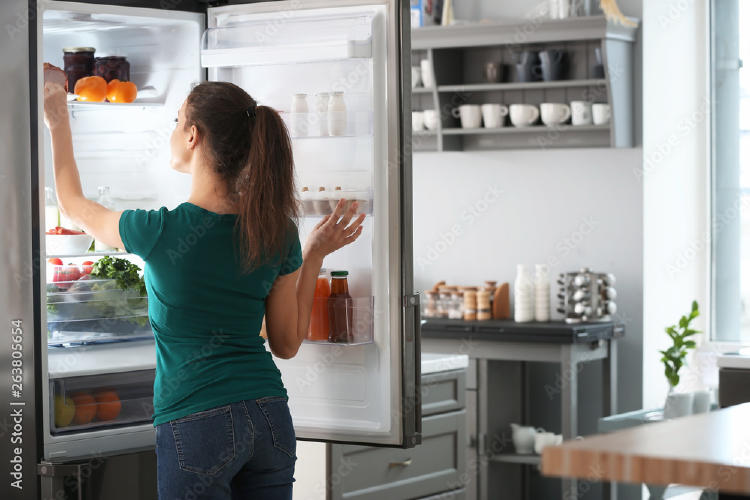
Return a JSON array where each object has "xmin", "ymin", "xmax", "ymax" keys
[
  {"xmin": 571, "ymin": 100, "xmax": 593, "ymax": 126},
  {"xmin": 421, "ymin": 59, "xmax": 435, "ymax": 89},
  {"xmin": 452, "ymin": 104, "xmax": 482, "ymax": 129},
  {"xmin": 412, "ymin": 111, "xmax": 425, "ymax": 131},
  {"xmin": 423, "ymin": 109, "xmax": 439, "ymax": 130},
  {"xmin": 480, "ymin": 103, "xmax": 508, "ymax": 128},
  {"xmin": 411, "ymin": 66, "xmax": 422, "ymax": 89},
  {"xmin": 509, "ymin": 104, "xmax": 539, "ymax": 127},
  {"xmin": 592, "ymin": 103, "xmax": 611, "ymax": 125},
  {"xmin": 540, "ymin": 103, "xmax": 571, "ymax": 126}
]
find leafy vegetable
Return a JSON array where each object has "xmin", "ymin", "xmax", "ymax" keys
[{"xmin": 90, "ymin": 256, "xmax": 146, "ymax": 296}]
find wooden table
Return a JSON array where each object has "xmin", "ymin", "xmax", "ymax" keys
[{"xmin": 541, "ymin": 403, "xmax": 750, "ymax": 495}]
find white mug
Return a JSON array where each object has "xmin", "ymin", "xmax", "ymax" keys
[
  {"xmin": 420, "ymin": 59, "xmax": 435, "ymax": 89},
  {"xmin": 452, "ymin": 104, "xmax": 482, "ymax": 129},
  {"xmin": 423, "ymin": 109, "xmax": 439, "ymax": 130},
  {"xmin": 540, "ymin": 103, "xmax": 571, "ymax": 126},
  {"xmin": 411, "ymin": 66, "xmax": 422, "ymax": 89},
  {"xmin": 412, "ymin": 111, "xmax": 425, "ymax": 131},
  {"xmin": 509, "ymin": 104, "xmax": 539, "ymax": 127},
  {"xmin": 571, "ymin": 101, "xmax": 593, "ymax": 126},
  {"xmin": 592, "ymin": 103, "xmax": 611, "ymax": 125},
  {"xmin": 481, "ymin": 103, "xmax": 509, "ymax": 128}
]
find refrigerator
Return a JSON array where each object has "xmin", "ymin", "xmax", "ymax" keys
[{"xmin": 0, "ymin": 0, "xmax": 419, "ymax": 498}]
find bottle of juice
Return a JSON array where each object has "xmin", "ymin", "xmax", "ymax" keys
[
  {"xmin": 308, "ymin": 269, "xmax": 331, "ymax": 341},
  {"xmin": 328, "ymin": 270, "xmax": 353, "ymax": 343}
]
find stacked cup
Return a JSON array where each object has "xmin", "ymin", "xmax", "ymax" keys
[{"xmin": 514, "ymin": 264, "xmax": 535, "ymax": 322}]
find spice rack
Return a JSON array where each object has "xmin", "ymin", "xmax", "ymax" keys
[{"xmin": 410, "ymin": 16, "xmax": 639, "ymax": 151}]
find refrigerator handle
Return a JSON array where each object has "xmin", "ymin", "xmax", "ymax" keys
[{"xmin": 403, "ymin": 293, "xmax": 422, "ymax": 447}]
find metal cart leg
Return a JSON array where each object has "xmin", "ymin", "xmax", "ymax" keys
[
  {"xmin": 561, "ymin": 345, "xmax": 579, "ymax": 500},
  {"xmin": 603, "ymin": 339, "xmax": 619, "ymax": 500}
]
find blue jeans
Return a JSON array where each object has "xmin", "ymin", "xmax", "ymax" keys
[{"xmin": 156, "ymin": 397, "xmax": 296, "ymax": 500}]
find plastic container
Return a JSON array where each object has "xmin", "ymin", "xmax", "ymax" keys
[
  {"xmin": 50, "ymin": 369, "xmax": 154, "ymax": 435},
  {"xmin": 46, "ymin": 275, "xmax": 151, "ymax": 346}
]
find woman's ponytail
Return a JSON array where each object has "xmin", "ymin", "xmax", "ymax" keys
[{"xmin": 236, "ymin": 104, "xmax": 298, "ymax": 270}]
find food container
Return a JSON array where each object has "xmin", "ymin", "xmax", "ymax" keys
[
  {"xmin": 46, "ymin": 233, "xmax": 94, "ymax": 255},
  {"xmin": 94, "ymin": 56, "xmax": 130, "ymax": 83},
  {"xmin": 50, "ymin": 370, "xmax": 154, "ymax": 435},
  {"xmin": 63, "ymin": 47, "xmax": 95, "ymax": 93},
  {"xmin": 46, "ymin": 276, "xmax": 151, "ymax": 346}
]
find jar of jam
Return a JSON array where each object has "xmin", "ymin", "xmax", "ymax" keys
[
  {"xmin": 95, "ymin": 56, "xmax": 130, "ymax": 83},
  {"xmin": 63, "ymin": 47, "xmax": 95, "ymax": 93}
]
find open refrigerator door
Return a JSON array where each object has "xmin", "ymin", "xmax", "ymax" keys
[
  {"xmin": 37, "ymin": 2, "xmax": 204, "ymax": 459},
  {"xmin": 205, "ymin": 0, "xmax": 419, "ymax": 446}
]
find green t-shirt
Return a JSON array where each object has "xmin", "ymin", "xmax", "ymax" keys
[{"xmin": 118, "ymin": 202, "xmax": 302, "ymax": 426}]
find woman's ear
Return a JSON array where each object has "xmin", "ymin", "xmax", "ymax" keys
[{"xmin": 187, "ymin": 124, "xmax": 199, "ymax": 151}]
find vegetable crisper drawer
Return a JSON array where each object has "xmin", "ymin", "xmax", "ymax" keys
[
  {"xmin": 46, "ymin": 276, "xmax": 152, "ymax": 346},
  {"xmin": 50, "ymin": 370, "xmax": 154, "ymax": 435}
]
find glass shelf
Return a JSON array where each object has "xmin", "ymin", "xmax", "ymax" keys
[{"xmin": 47, "ymin": 251, "xmax": 130, "ymax": 259}]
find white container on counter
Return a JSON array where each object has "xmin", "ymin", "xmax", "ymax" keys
[
  {"xmin": 514, "ymin": 264, "xmax": 534, "ymax": 323},
  {"xmin": 328, "ymin": 92, "xmax": 347, "ymax": 136},
  {"xmin": 534, "ymin": 264, "xmax": 550, "ymax": 322}
]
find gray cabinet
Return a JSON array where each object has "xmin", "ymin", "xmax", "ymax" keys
[{"xmin": 328, "ymin": 369, "xmax": 467, "ymax": 500}]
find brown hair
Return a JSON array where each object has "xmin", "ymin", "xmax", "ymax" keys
[{"xmin": 184, "ymin": 82, "xmax": 298, "ymax": 270}]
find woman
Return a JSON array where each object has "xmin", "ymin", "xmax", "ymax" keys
[{"xmin": 43, "ymin": 80, "xmax": 365, "ymax": 499}]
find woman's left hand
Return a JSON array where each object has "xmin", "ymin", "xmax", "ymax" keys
[{"xmin": 43, "ymin": 82, "xmax": 69, "ymax": 130}]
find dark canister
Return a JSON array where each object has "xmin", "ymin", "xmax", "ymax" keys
[
  {"xmin": 62, "ymin": 47, "xmax": 95, "ymax": 92},
  {"xmin": 94, "ymin": 56, "xmax": 130, "ymax": 83}
]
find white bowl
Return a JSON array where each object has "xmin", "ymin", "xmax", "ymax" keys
[{"xmin": 46, "ymin": 234, "xmax": 94, "ymax": 256}]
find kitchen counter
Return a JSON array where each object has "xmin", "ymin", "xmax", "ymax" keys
[{"xmin": 542, "ymin": 402, "xmax": 750, "ymax": 495}]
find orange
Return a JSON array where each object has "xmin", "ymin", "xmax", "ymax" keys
[
  {"xmin": 71, "ymin": 392, "xmax": 97, "ymax": 425},
  {"xmin": 106, "ymin": 79, "xmax": 137, "ymax": 103},
  {"xmin": 94, "ymin": 390, "xmax": 122, "ymax": 421},
  {"xmin": 74, "ymin": 76, "xmax": 107, "ymax": 102}
]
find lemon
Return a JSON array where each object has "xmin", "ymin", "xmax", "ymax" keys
[{"xmin": 54, "ymin": 394, "xmax": 75, "ymax": 428}]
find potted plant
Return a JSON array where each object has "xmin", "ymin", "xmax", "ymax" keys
[{"xmin": 660, "ymin": 300, "xmax": 700, "ymax": 418}]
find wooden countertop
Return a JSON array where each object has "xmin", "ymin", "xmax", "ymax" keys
[{"xmin": 541, "ymin": 403, "xmax": 750, "ymax": 494}]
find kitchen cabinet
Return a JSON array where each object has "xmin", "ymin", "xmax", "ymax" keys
[
  {"xmin": 295, "ymin": 353, "xmax": 469, "ymax": 500},
  {"xmin": 410, "ymin": 16, "xmax": 639, "ymax": 151}
]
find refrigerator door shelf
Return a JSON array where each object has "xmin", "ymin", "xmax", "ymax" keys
[
  {"xmin": 305, "ymin": 296, "xmax": 375, "ymax": 345},
  {"xmin": 46, "ymin": 250, "xmax": 130, "ymax": 259},
  {"xmin": 201, "ymin": 41, "xmax": 372, "ymax": 68}
]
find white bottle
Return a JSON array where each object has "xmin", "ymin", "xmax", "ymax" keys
[
  {"xmin": 290, "ymin": 93, "xmax": 309, "ymax": 137},
  {"xmin": 514, "ymin": 264, "xmax": 535, "ymax": 323},
  {"xmin": 95, "ymin": 186, "xmax": 115, "ymax": 251},
  {"xmin": 44, "ymin": 187, "xmax": 59, "ymax": 231},
  {"xmin": 314, "ymin": 92, "xmax": 329, "ymax": 137},
  {"xmin": 328, "ymin": 92, "xmax": 347, "ymax": 136},
  {"xmin": 534, "ymin": 264, "xmax": 551, "ymax": 322}
]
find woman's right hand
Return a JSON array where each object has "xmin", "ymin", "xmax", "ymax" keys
[
  {"xmin": 43, "ymin": 82, "xmax": 69, "ymax": 130},
  {"xmin": 303, "ymin": 200, "xmax": 365, "ymax": 262}
]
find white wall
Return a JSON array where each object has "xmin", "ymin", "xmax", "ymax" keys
[{"xmin": 641, "ymin": 0, "xmax": 709, "ymax": 408}]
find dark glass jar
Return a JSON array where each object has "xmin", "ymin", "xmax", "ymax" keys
[
  {"xmin": 94, "ymin": 56, "xmax": 130, "ymax": 83},
  {"xmin": 62, "ymin": 47, "xmax": 95, "ymax": 93}
]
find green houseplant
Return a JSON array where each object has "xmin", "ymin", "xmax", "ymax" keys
[
  {"xmin": 660, "ymin": 301, "xmax": 700, "ymax": 419},
  {"xmin": 660, "ymin": 300, "xmax": 700, "ymax": 389}
]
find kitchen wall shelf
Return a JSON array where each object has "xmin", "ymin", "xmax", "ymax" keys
[
  {"xmin": 409, "ymin": 15, "xmax": 639, "ymax": 151},
  {"xmin": 438, "ymin": 79, "xmax": 607, "ymax": 93}
]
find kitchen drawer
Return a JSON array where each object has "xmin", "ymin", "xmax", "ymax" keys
[
  {"xmin": 422, "ymin": 370, "xmax": 466, "ymax": 417},
  {"xmin": 419, "ymin": 488, "xmax": 465, "ymax": 500},
  {"xmin": 329, "ymin": 410, "xmax": 466, "ymax": 500}
]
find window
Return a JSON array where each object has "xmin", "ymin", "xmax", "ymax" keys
[{"xmin": 712, "ymin": 0, "xmax": 750, "ymax": 341}]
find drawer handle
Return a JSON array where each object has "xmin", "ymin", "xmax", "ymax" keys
[{"xmin": 389, "ymin": 458, "xmax": 413, "ymax": 467}]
